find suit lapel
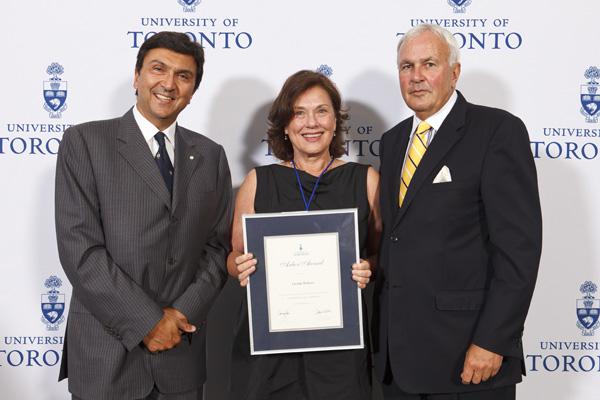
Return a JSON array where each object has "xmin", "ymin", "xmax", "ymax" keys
[
  {"xmin": 392, "ymin": 93, "xmax": 468, "ymax": 229},
  {"xmin": 172, "ymin": 127, "xmax": 202, "ymax": 212},
  {"xmin": 117, "ymin": 109, "xmax": 172, "ymax": 210}
]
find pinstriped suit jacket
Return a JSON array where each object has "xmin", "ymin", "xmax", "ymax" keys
[{"xmin": 55, "ymin": 109, "xmax": 232, "ymax": 400}]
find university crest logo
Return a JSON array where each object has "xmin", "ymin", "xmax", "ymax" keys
[
  {"xmin": 316, "ymin": 64, "xmax": 333, "ymax": 77},
  {"xmin": 41, "ymin": 275, "xmax": 66, "ymax": 331},
  {"xmin": 580, "ymin": 66, "xmax": 600, "ymax": 123},
  {"xmin": 576, "ymin": 280, "xmax": 600, "ymax": 336},
  {"xmin": 447, "ymin": 0, "xmax": 471, "ymax": 13},
  {"xmin": 178, "ymin": 0, "xmax": 201, "ymax": 12},
  {"xmin": 43, "ymin": 62, "xmax": 68, "ymax": 118}
]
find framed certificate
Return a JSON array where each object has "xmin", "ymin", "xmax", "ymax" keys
[{"xmin": 243, "ymin": 208, "xmax": 363, "ymax": 355}]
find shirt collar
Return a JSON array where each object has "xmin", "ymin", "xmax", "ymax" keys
[
  {"xmin": 133, "ymin": 105, "xmax": 177, "ymax": 145},
  {"xmin": 411, "ymin": 90, "xmax": 458, "ymax": 133}
]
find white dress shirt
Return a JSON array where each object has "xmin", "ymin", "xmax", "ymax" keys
[
  {"xmin": 402, "ymin": 90, "xmax": 458, "ymax": 167},
  {"xmin": 133, "ymin": 105, "xmax": 176, "ymax": 163}
]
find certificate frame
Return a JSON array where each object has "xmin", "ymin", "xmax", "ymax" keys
[{"xmin": 243, "ymin": 208, "xmax": 363, "ymax": 355}]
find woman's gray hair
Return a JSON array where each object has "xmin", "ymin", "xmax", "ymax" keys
[{"xmin": 397, "ymin": 24, "xmax": 461, "ymax": 66}]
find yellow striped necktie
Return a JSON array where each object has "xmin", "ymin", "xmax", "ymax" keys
[{"xmin": 399, "ymin": 121, "xmax": 431, "ymax": 206}]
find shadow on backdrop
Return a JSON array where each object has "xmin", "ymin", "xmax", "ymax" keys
[{"xmin": 205, "ymin": 77, "xmax": 274, "ymax": 400}]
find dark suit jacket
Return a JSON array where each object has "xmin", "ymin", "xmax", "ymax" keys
[
  {"xmin": 373, "ymin": 92, "xmax": 542, "ymax": 394},
  {"xmin": 55, "ymin": 109, "xmax": 232, "ymax": 400}
]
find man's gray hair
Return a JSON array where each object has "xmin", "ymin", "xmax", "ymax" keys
[{"xmin": 397, "ymin": 24, "xmax": 461, "ymax": 66}]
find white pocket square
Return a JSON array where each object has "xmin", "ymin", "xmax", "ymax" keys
[{"xmin": 433, "ymin": 165, "xmax": 452, "ymax": 184}]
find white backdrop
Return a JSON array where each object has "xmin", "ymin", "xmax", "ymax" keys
[{"xmin": 1, "ymin": 0, "xmax": 599, "ymax": 399}]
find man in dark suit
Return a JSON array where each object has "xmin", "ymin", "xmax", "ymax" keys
[
  {"xmin": 55, "ymin": 31, "xmax": 232, "ymax": 400},
  {"xmin": 374, "ymin": 24, "xmax": 542, "ymax": 399}
]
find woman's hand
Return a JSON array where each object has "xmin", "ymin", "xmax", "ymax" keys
[
  {"xmin": 236, "ymin": 253, "xmax": 257, "ymax": 287},
  {"xmin": 351, "ymin": 259, "xmax": 372, "ymax": 289}
]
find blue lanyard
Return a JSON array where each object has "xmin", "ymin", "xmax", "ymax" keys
[{"xmin": 291, "ymin": 158, "xmax": 335, "ymax": 211}]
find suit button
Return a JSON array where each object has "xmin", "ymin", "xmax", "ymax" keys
[
  {"xmin": 168, "ymin": 257, "xmax": 175, "ymax": 265},
  {"xmin": 390, "ymin": 236, "xmax": 398, "ymax": 242}
]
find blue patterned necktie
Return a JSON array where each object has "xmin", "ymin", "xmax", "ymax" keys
[{"xmin": 154, "ymin": 132, "xmax": 174, "ymax": 196}]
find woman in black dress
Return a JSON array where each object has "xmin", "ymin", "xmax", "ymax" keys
[{"xmin": 228, "ymin": 70, "xmax": 381, "ymax": 400}]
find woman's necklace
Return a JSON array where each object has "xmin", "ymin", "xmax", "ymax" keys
[{"xmin": 291, "ymin": 158, "xmax": 335, "ymax": 211}]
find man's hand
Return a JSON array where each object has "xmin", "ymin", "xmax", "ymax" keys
[
  {"xmin": 460, "ymin": 343, "xmax": 503, "ymax": 384},
  {"xmin": 143, "ymin": 307, "xmax": 196, "ymax": 353}
]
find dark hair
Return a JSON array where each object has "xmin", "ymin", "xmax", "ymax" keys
[
  {"xmin": 135, "ymin": 31, "xmax": 205, "ymax": 92},
  {"xmin": 267, "ymin": 70, "xmax": 349, "ymax": 161}
]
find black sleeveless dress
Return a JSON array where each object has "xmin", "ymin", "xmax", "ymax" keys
[{"xmin": 230, "ymin": 162, "xmax": 372, "ymax": 400}]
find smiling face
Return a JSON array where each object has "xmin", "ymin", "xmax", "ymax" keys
[
  {"xmin": 134, "ymin": 48, "xmax": 197, "ymax": 131},
  {"xmin": 285, "ymin": 85, "xmax": 337, "ymax": 161},
  {"xmin": 398, "ymin": 30, "xmax": 461, "ymax": 120}
]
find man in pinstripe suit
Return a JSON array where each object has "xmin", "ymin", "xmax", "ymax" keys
[{"xmin": 55, "ymin": 32, "xmax": 232, "ymax": 400}]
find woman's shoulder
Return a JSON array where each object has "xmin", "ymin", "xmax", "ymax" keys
[
  {"xmin": 331, "ymin": 161, "xmax": 372, "ymax": 175},
  {"xmin": 255, "ymin": 162, "xmax": 290, "ymax": 173},
  {"xmin": 253, "ymin": 163, "xmax": 296, "ymax": 190}
]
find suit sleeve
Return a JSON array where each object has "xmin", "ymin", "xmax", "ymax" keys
[
  {"xmin": 379, "ymin": 131, "xmax": 387, "ymax": 165},
  {"xmin": 172, "ymin": 145, "xmax": 232, "ymax": 324},
  {"xmin": 472, "ymin": 114, "xmax": 542, "ymax": 358},
  {"xmin": 55, "ymin": 127, "xmax": 163, "ymax": 351}
]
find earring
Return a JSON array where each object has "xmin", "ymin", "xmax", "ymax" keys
[{"xmin": 284, "ymin": 134, "xmax": 288, "ymax": 141}]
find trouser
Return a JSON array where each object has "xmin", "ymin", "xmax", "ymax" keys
[
  {"xmin": 381, "ymin": 379, "xmax": 515, "ymax": 400},
  {"xmin": 72, "ymin": 385, "xmax": 204, "ymax": 400}
]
